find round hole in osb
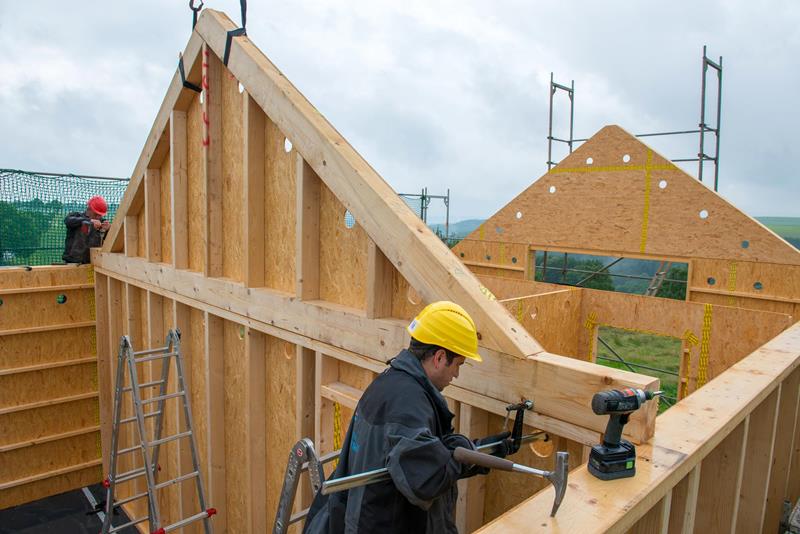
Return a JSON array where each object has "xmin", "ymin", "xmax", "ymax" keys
[
  {"xmin": 699, "ymin": 209, "xmax": 709, "ymax": 220},
  {"xmin": 459, "ymin": 252, "xmax": 464, "ymax": 258},
  {"xmin": 658, "ymin": 180, "xmax": 668, "ymax": 189},
  {"xmin": 56, "ymin": 294, "xmax": 67, "ymax": 304},
  {"xmin": 344, "ymin": 210, "xmax": 356, "ymax": 229},
  {"xmin": 515, "ymin": 211, "xmax": 523, "ymax": 219},
  {"xmin": 549, "ymin": 185, "xmax": 556, "ymax": 194},
  {"xmin": 495, "ymin": 225, "xmax": 504, "ymax": 234},
  {"xmin": 586, "ymin": 157, "xmax": 593, "ymax": 165},
  {"xmin": 707, "ymin": 277, "xmax": 716, "ymax": 286},
  {"xmin": 754, "ymin": 281, "xmax": 763, "ymax": 290},
  {"xmin": 622, "ymin": 154, "xmax": 631, "ymax": 163},
  {"xmin": 529, "ymin": 435, "xmax": 554, "ymax": 458},
  {"xmin": 485, "ymin": 255, "xmax": 491, "ymax": 261},
  {"xmin": 284, "ymin": 138, "xmax": 293, "ymax": 153},
  {"xmin": 741, "ymin": 240, "xmax": 750, "ymax": 249},
  {"xmin": 511, "ymin": 257, "xmax": 517, "ymax": 264}
]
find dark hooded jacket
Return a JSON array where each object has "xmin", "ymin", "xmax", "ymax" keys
[
  {"xmin": 303, "ymin": 349, "xmax": 474, "ymax": 534},
  {"xmin": 63, "ymin": 211, "xmax": 106, "ymax": 263}
]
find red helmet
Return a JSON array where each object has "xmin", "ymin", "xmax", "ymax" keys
[{"xmin": 87, "ymin": 195, "xmax": 108, "ymax": 217}]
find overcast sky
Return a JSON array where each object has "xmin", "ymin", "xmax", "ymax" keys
[{"xmin": 1, "ymin": 1, "xmax": 798, "ymax": 222}]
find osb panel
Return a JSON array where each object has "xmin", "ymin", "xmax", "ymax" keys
[
  {"xmin": 187, "ymin": 307, "xmax": 209, "ymax": 493},
  {"xmin": 0, "ymin": 362, "xmax": 97, "ymax": 409},
  {"xmin": 0, "ymin": 397, "xmax": 98, "ymax": 447},
  {"xmin": 580, "ymin": 288, "xmax": 792, "ymax": 391},
  {"xmin": 453, "ymin": 239, "xmax": 529, "ymax": 275},
  {"xmin": 0, "ymin": 463, "xmax": 100, "ymax": 510},
  {"xmin": 223, "ymin": 319, "xmax": 248, "ymax": 533},
  {"xmin": 466, "ymin": 264, "xmax": 525, "ymax": 281},
  {"xmin": 392, "ymin": 268, "xmax": 425, "ymax": 320},
  {"xmin": 471, "ymin": 125, "xmax": 800, "ymax": 265},
  {"xmin": 337, "ymin": 361, "xmax": 376, "ymax": 432},
  {"xmin": 187, "ymin": 92, "xmax": 206, "ymax": 273},
  {"xmin": 0, "ymin": 265, "xmax": 91, "ymax": 290},
  {"xmin": 502, "ymin": 290, "xmax": 583, "ymax": 358},
  {"xmin": 0, "ymin": 433, "xmax": 99, "ymax": 485},
  {"xmin": 482, "ymin": 414, "xmax": 584, "ymax": 524},
  {"xmin": 477, "ymin": 274, "xmax": 564, "ymax": 301},
  {"xmin": 0, "ymin": 288, "xmax": 93, "ymax": 330},
  {"xmin": 264, "ymin": 334, "xmax": 297, "ymax": 527},
  {"xmin": 160, "ymin": 149, "xmax": 173, "ymax": 264},
  {"xmin": 0, "ymin": 326, "xmax": 94, "ymax": 368},
  {"xmin": 319, "ymin": 183, "xmax": 368, "ymax": 309},
  {"xmin": 690, "ymin": 258, "xmax": 800, "ymax": 301},
  {"xmin": 689, "ymin": 291, "xmax": 799, "ymax": 320},
  {"xmin": 263, "ymin": 117, "xmax": 297, "ymax": 293},
  {"xmin": 222, "ymin": 72, "xmax": 244, "ymax": 282}
]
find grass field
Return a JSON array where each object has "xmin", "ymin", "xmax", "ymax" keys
[{"xmin": 596, "ymin": 326, "xmax": 681, "ymax": 413}]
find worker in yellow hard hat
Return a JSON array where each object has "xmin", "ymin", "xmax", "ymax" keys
[{"xmin": 304, "ymin": 301, "xmax": 507, "ymax": 534}]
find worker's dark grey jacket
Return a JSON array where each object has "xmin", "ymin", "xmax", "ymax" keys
[
  {"xmin": 63, "ymin": 211, "xmax": 105, "ymax": 263},
  {"xmin": 303, "ymin": 350, "xmax": 471, "ymax": 534}
]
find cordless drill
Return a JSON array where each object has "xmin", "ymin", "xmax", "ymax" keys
[{"xmin": 587, "ymin": 388, "xmax": 661, "ymax": 480}]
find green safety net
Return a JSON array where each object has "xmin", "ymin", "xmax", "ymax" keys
[{"xmin": 0, "ymin": 169, "xmax": 129, "ymax": 266}]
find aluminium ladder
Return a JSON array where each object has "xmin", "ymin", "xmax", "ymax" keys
[{"xmin": 101, "ymin": 329, "xmax": 215, "ymax": 534}]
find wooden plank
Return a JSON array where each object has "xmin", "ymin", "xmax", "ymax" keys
[
  {"xmin": 0, "ymin": 288, "xmax": 95, "ymax": 331},
  {"xmin": 244, "ymin": 92, "xmax": 266, "ymax": 288},
  {"xmin": 0, "ymin": 391, "xmax": 98, "ymax": 416},
  {"xmin": 204, "ymin": 312, "xmax": 226, "ymax": 530},
  {"xmin": 0, "ymin": 356, "xmax": 96, "ymax": 377},
  {"xmin": 124, "ymin": 215, "xmax": 138, "ymax": 257},
  {"xmin": 246, "ymin": 327, "xmax": 267, "ymax": 533},
  {"xmin": 0, "ymin": 283, "xmax": 94, "ymax": 295},
  {"xmin": 0, "ymin": 265, "xmax": 91, "ymax": 290},
  {"xmin": 203, "ymin": 44, "xmax": 223, "ymax": 278},
  {"xmin": 296, "ymin": 346, "xmax": 316, "ymax": 508},
  {"xmin": 666, "ymin": 464, "xmax": 701, "ymax": 534},
  {"xmin": 456, "ymin": 405, "xmax": 488, "ymax": 533},
  {"xmin": 630, "ymin": 492, "xmax": 671, "ymax": 534},
  {"xmin": 296, "ymin": 156, "xmax": 320, "ymax": 300},
  {"xmin": 0, "ymin": 458, "xmax": 102, "ymax": 491},
  {"xmin": 187, "ymin": 90, "xmax": 206, "ymax": 273},
  {"xmin": 367, "ymin": 240, "xmax": 394, "ymax": 319},
  {"xmin": 320, "ymin": 381, "xmax": 363, "ymax": 410},
  {"xmin": 222, "ymin": 320, "xmax": 247, "ymax": 532},
  {"xmin": 763, "ymin": 367, "xmax": 800, "ymax": 533},
  {"xmin": 160, "ymin": 146, "xmax": 173, "ymax": 264},
  {"xmin": 0, "ymin": 398, "xmax": 99, "ymax": 449},
  {"xmin": 145, "ymin": 168, "xmax": 162, "ymax": 263},
  {"xmin": 736, "ymin": 388, "xmax": 780, "ymax": 534},
  {"xmin": 102, "ymin": 31, "xmax": 203, "ymax": 252},
  {"xmin": 0, "ymin": 425, "xmax": 100, "ymax": 454},
  {"xmin": 171, "ymin": 110, "xmax": 189, "ymax": 269},
  {"xmin": 695, "ymin": 419, "xmax": 748, "ymax": 534},
  {"xmin": 196, "ymin": 8, "xmax": 542, "ymax": 358},
  {"xmin": 0, "ymin": 321, "xmax": 96, "ymax": 337},
  {"xmin": 0, "ymin": 463, "xmax": 100, "ymax": 510},
  {"xmin": 315, "ymin": 352, "xmax": 339, "ymax": 477}
]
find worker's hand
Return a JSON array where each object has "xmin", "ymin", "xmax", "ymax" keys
[
  {"xmin": 91, "ymin": 219, "xmax": 102, "ymax": 230},
  {"xmin": 100, "ymin": 221, "xmax": 110, "ymax": 231},
  {"xmin": 444, "ymin": 433, "xmax": 490, "ymax": 477},
  {"xmin": 474, "ymin": 431, "xmax": 512, "ymax": 458}
]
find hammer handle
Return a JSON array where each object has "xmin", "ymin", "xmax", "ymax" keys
[{"xmin": 453, "ymin": 447, "xmax": 514, "ymax": 472}]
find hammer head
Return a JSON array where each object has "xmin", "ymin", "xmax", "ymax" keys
[{"xmin": 547, "ymin": 451, "xmax": 569, "ymax": 517}]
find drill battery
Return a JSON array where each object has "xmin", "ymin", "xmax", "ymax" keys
[{"xmin": 588, "ymin": 440, "xmax": 636, "ymax": 480}]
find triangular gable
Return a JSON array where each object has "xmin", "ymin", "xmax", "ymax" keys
[
  {"xmin": 102, "ymin": 9, "xmax": 543, "ymax": 358},
  {"xmin": 466, "ymin": 125, "xmax": 800, "ymax": 265}
]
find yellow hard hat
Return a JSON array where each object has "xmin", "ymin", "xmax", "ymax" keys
[{"xmin": 407, "ymin": 301, "xmax": 482, "ymax": 362}]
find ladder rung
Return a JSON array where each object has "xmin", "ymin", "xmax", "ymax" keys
[
  {"xmin": 149, "ymin": 430, "xmax": 192, "ymax": 447},
  {"xmin": 155, "ymin": 470, "xmax": 199, "ymax": 490},
  {"xmin": 120, "ymin": 410, "xmax": 162, "ymax": 425},
  {"xmin": 134, "ymin": 351, "xmax": 177, "ymax": 364},
  {"xmin": 122, "ymin": 379, "xmax": 166, "ymax": 393},
  {"xmin": 289, "ymin": 507, "xmax": 310, "ymax": 524},
  {"xmin": 109, "ymin": 515, "xmax": 149, "ymax": 533},
  {"xmin": 113, "ymin": 467, "xmax": 147, "ymax": 484},
  {"xmin": 160, "ymin": 508, "xmax": 217, "ymax": 533},
  {"xmin": 142, "ymin": 391, "xmax": 185, "ymax": 405},
  {"xmin": 116, "ymin": 443, "xmax": 143, "ymax": 456},
  {"xmin": 114, "ymin": 490, "xmax": 149, "ymax": 507},
  {"xmin": 133, "ymin": 345, "xmax": 170, "ymax": 356}
]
